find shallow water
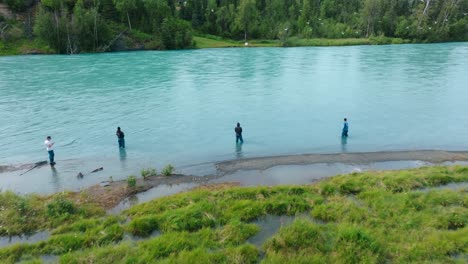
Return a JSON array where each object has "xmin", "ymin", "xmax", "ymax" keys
[
  {"xmin": 0, "ymin": 231, "xmax": 50, "ymax": 248},
  {"xmin": 420, "ymin": 182, "xmax": 468, "ymax": 192},
  {"xmin": 248, "ymin": 214, "xmax": 319, "ymax": 248},
  {"xmin": 1, "ymin": 43, "xmax": 468, "ymax": 193},
  {"xmin": 109, "ymin": 182, "xmax": 197, "ymax": 214}
]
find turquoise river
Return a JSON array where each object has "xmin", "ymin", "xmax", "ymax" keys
[{"xmin": 1, "ymin": 43, "xmax": 467, "ymax": 193}]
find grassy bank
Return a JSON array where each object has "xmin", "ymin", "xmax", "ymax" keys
[
  {"xmin": 193, "ymin": 35, "xmax": 410, "ymax": 49},
  {"xmin": 0, "ymin": 39, "xmax": 54, "ymax": 56},
  {"xmin": 0, "ymin": 35, "xmax": 412, "ymax": 56},
  {"xmin": 0, "ymin": 166, "xmax": 467, "ymax": 263}
]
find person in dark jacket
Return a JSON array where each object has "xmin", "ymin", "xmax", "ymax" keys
[
  {"xmin": 235, "ymin": 122, "xmax": 243, "ymax": 144},
  {"xmin": 342, "ymin": 118, "xmax": 349, "ymax": 137},
  {"xmin": 116, "ymin": 127, "xmax": 125, "ymax": 148}
]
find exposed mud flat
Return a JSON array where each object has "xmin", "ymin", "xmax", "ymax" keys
[{"xmin": 216, "ymin": 150, "xmax": 468, "ymax": 174}]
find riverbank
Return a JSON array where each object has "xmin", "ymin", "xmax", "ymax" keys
[
  {"xmin": 216, "ymin": 150, "xmax": 468, "ymax": 174},
  {"xmin": 0, "ymin": 165, "xmax": 466, "ymax": 263},
  {"xmin": 193, "ymin": 35, "xmax": 410, "ymax": 49},
  {"xmin": 0, "ymin": 35, "xmax": 414, "ymax": 56}
]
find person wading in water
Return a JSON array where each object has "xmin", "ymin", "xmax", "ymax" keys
[
  {"xmin": 116, "ymin": 127, "xmax": 125, "ymax": 148},
  {"xmin": 342, "ymin": 118, "xmax": 349, "ymax": 137},
  {"xmin": 235, "ymin": 122, "xmax": 244, "ymax": 144},
  {"xmin": 44, "ymin": 136, "xmax": 55, "ymax": 166}
]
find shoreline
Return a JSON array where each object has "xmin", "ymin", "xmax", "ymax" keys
[
  {"xmin": 32, "ymin": 149, "xmax": 468, "ymax": 210},
  {"xmin": 215, "ymin": 150, "xmax": 468, "ymax": 174},
  {"xmin": 2, "ymin": 149, "xmax": 468, "ymax": 210},
  {"xmin": 2, "ymin": 38, "xmax": 465, "ymax": 56},
  {"xmin": 3, "ymin": 149, "xmax": 468, "ymax": 175}
]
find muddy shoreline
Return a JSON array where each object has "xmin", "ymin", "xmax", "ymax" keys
[
  {"xmin": 61, "ymin": 149, "xmax": 468, "ymax": 211},
  {"xmin": 215, "ymin": 150, "xmax": 468, "ymax": 174}
]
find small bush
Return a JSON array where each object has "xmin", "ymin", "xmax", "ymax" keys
[
  {"xmin": 47, "ymin": 196, "xmax": 76, "ymax": 217},
  {"xmin": 127, "ymin": 176, "xmax": 137, "ymax": 187},
  {"xmin": 141, "ymin": 168, "xmax": 157, "ymax": 180},
  {"xmin": 128, "ymin": 216, "xmax": 159, "ymax": 237},
  {"xmin": 161, "ymin": 165, "xmax": 175, "ymax": 176}
]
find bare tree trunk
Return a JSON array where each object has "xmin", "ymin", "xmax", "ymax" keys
[
  {"xmin": 366, "ymin": 19, "xmax": 371, "ymax": 37},
  {"xmin": 442, "ymin": 0, "xmax": 459, "ymax": 27},
  {"xmin": 54, "ymin": 11, "xmax": 60, "ymax": 51},
  {"xmin": 127, "ymin": 12, "xmax": 132, "ymax": 31},
  {"xmin": 0, "ymin": 23, "xmax": 9, "ymax": 40},
  {"xmin": 418, "ymin": 0, "xmax": 431, "ymax": 28},
  {"xmin": 244, "ymin": 30, "xmax": 247, "ymax": 42},
  {"xmin": 66, "ymin": 21, "xmax": 73, "ymax": 54},
  {"xmin": 94, "ymin": 11, "xmax": 98, "ymax": 51}
]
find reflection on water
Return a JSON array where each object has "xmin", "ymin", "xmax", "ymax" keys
[
  {"xmin": 119, "ymin": 148, "xmax": 127, "ymax": 169},
  {"xmin": 50, "ymin": 167, "xmax": 61, "ymax": 192},
  {"xmin": 235, "ymin": 143, "xmax": 243, "ymax": 159},
  {"xmin": 341, "ymin": 136, "xmax": 347, "ymax": 152}
]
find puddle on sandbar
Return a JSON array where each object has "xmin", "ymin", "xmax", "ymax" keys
[
  {"xmin": 0, "ymin": 231, "xmax": 50, "ymax": 248},
  {"xmin": 109, "ymin": 182, "xmax": 198, "ymax": 214},
  {"xmin": 248, "ymin": 214, "xmax": 318, "ymax": 248},
  {"xmin": 215, "ymin": 160, "xmax": 468, "ymax": 186}
]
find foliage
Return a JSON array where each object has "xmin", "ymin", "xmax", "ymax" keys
[
  {"xmin": 46, "ymin": 195, "xmax": 76, "ymax": 218},
  {"xmin": 127, "ymin": 175, "xmax": 137, "ymax": 187},
  {"xmin": 161, "ymin": 18, "xmax": 193, "ymax": 49},
  {"xmin": 4, "ymin": 0, "xmax": 33, "ymax": 13},
  {"xmin": 1, "ymin": 0, "xmax": 466, "ymax": 54},
  {"xmin": 161, "ymin": 164, "xmax": 175, "ymax": 176},
  {"xmin": 141, "ymin": 168, "xmax": 157, "ymax": 179}
]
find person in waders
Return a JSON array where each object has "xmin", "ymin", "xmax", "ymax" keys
[
  {"xmin": 235, "ymin": 123, "xmax": 244, "ymax": 144},
  {"xmin": 116, "ymin": 127, "xmax": 125, "ymax": 148},
  {"xmin": 342, "ymin": 118, "xmax": 349, "ymax": 137},
  {"xmin": 44, "ymin": 136, "xmax": 55, "ymax": 166}
]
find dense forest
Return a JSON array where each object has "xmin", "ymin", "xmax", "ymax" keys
[{"xmin": 0, "ymin": 0, "xmax": 467, "ymax": 54}]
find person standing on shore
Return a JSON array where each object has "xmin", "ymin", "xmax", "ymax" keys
[
  {"xmin": 235, "ymin": 122, "xmax": 244, "ymax": 144},
  {"xmin": 44, "ymin": 136, "xmax": 55, "ymax": 166},
  {"xmin": 116, "ymin": 127, "xmax": 125, "ymax": 148},
  {"xmin": 342, "ymin": 118, "xmax": 349, "ymax": 137}
]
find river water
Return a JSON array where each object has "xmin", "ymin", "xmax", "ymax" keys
[{"xmin": 1, "ymin": 43, "xmax": 467, "ymax": 193}]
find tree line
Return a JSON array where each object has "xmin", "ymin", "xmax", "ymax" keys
[{"xmin": 1, "ymin": 0, "xmax": 467, "ymax": 53}]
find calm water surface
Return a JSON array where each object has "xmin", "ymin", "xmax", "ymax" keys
[{"xmin": 1, "ymin": 43, "xmax": 467, "ymax": 192}]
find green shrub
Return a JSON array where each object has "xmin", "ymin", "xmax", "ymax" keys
[
  {"xmin": 161, "ymin": 165, "xmax": 175, "ymax": 176},
  {"xmin": 127, "ymin": 216, "xmax": 159, "ymax": 237},
  {"xmin": 141, "ymin": 168, "xmax": 157, "ymax": 180},
  {"xmin": 127, "ymin": 175, "xmax": 137, "ymax": 187},
  {"xmin": 46, "ymin": 196, "xmax": 75, "ymax": 218}
]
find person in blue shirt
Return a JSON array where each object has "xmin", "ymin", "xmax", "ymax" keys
[{"xmin": 342, "ymin": 118, "xmax": 349, "ymax": 137}]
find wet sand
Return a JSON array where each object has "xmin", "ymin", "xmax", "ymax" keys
[{"xmin": 215, "ymin": 150, "xmax": 468, "ymax": 174}]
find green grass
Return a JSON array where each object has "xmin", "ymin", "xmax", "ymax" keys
[
  {"xmin": 193, "ymin": 36, "xmax": 243, "ymax": 48},
  {"xmin": 193, "ymin": 35, "xmax": 410, "ymax": 49},
  {"xmin": 0, "ymin": 38, "xmax": 54, "ymax": 56},
  {"xmin": 0, "ymin": 165, "xmax": 467, "ymax": 263}
]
